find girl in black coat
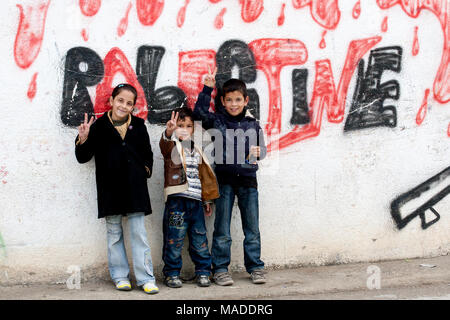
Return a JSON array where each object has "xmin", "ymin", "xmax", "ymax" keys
[{"xmin": 75, "ymin": 84, "xmax": 159, "ymax": 294}]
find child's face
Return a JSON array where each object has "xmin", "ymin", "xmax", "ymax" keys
[
  {"xmin": 221, "ymin": 90, "xmax": 249, "ymax": 117},
  {"xmin": 109, "ymin": 89, "xmax": 135, "ymax": 121},
  {"xmin": 175, "ymin": 117, "xmax": 194, "ymax": 141}
]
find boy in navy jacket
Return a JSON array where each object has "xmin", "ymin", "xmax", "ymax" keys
[{"xmin": 193, "ymin": 68, "xmax": 266, "ymax": 285}]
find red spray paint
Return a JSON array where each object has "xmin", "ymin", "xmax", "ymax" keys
[
  {"xmin": 292, "ymin": 0, "xmax": 341, "ymax": 30},
  {"xmin": 277, "ymin": 3, "xmax": 286, "ymax": 26},
  {"xmin": 240, "ymin": 0, "xmax": 264, "ymax": 23},
  {"xmin": 79, "ymin": 0, "xmax": 101, "ymax": 16},
  {"xmin": 117, "ymin": 2, "xmax": 133, "ymax": 37},
  {"xmin": 267, "ymin": 36, "xmax": 382, "ymax": 152},
  {"xmin": 27, "ymin": 72, "xmax": 38, "ymax": 101},
  {"xmin": 416, "ymin": 89, "xmax": 430, "ymax": 125},
  {"xmin": 177, "ymin": 0, "xmax": 190, "ymax": 28},
  {"xmin": 178, "ymin": 50, "xmax": 217, "ymax": 109},
  {"xmin": 136, "ymin": 0, "xmax": 164, "ymax": 26},
  {"xmin": 381, "ymin": 16, "xmax": 388, "ymax": 32},
  {"xmin": 81, "ymin": 28, "xmax": 89, "ymax": 41},
  {"xmin": 94, "ymin": 48, "xmax": 148, "ymax": 120},
  {"xmin": 319, "ymin": 30, "xmax": 327, "ymax": 49},
  {"xmin": 214, "ymin": 8, "xmax": 227, "ymax": 29},
  {"xmin": 248, "ymin": 39, "xmax": 308, "ymax": 137},
  {"xmin": 412, "ymin": 26, "xmax": 419, "ymax": 56},
  {"xmin": 352, "ymin": 0, "xmax": 361, "ymax": 19},
  {"xmin": 14, "ymin": 1, "xmax": 51, "ymax": 69},
  {"xmin": 377, "ymin": 0, "xmax": 450, "ymax": 103}
]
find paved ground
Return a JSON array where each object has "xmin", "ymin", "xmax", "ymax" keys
[{"xmin": 1, "ymin": 254, "xmax": 449, "ymax": 300}]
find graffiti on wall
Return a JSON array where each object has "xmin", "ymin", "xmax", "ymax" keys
[
  {"xmin": 11, "ymin": 1, "xmax": 449, "ymax": 233},
  {"xmin": 391, "ymin": 166, "xmax": 450, "ymax": 230},
  {"xmin": 14, "ymin": 1, "xmax": 449, "ymax": 141}
]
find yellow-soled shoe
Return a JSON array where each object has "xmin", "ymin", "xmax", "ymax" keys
[
  {"xmin": 115, "ymin": 280, "xmax": 132, "ymax": 291},
  {"xmin": 142, "ymin": 281, "xmax": 159, "ymax": 294}
]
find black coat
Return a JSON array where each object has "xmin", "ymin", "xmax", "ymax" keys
[{"xmin": 75, "ymin": 114, "xmax": 153, "ymax": 218}]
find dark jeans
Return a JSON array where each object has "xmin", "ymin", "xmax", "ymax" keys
[
  {"xmin": 212, "ymin": 184, "xmax": 264, "ymax": 274},
  {"xmin": 162, "ymin": 196, "xmax": 212, "ymax": 277}
]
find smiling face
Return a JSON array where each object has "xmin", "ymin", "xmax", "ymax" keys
[
  {"xmin": 109, "ymin": 89, "xmax": 136, "ymax": 121},
  {"xmin": 221, "ymin": 90, "xmax": 249, "ymax": 117},
  {"xmin": 175, "ymin": 116, "xmax": 194, "ymax": 141}
]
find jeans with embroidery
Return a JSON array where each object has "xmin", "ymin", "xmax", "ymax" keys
[
  {"xmin": 162, "ymin": 196, "xmax": 212, "ymax": 277},
  {"xmin": 105, "ymin": 212, "xmax": 155, "ymax": 286},
  {"xmin": 212, "ymin": 185, "xmax": 264, "ymax": 274}
]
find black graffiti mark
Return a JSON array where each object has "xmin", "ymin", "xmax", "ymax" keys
[
  {"xmin": 391, "ymin": 166, "xmax": 450, "ymax": 230},
  {"xmin": 215, "ymin": 40, "xmax": 260, "ymax": 119},
  {"xmin": 61, "ymin": 47, "xmax": 104, "ymax": 127},
  {"xmin": 344, "ymin": 46, "xmax": 402, "ymax": 132},
  {"xmin": 290, "ymin": 68, "xmax": 310, "ymax": 125},
  {"xmin": 136, "ymin": 46, "xmax": 186, "ymax": 124}
]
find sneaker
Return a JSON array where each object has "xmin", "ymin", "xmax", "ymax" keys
[
  {"xmin": 142, "ymin": 281, "xmax": 159, "ymax": 294},
  {"xmin": 250, "ymin": 269, "xmax": 266, "ymax": 284},
  {"xmin": 164, "ymin": 275, "xmax": 183, "ymax": 288},
  {"xmin": 196, "ymin": 275, "xmax": 211, "ymax": 287},
  {"xmin": 213, "ymin": 272, "xmax": 234, "ymax": 286},
  {"xmin": 115, "ymin": 280, "xmax": 132, "ymax": 291}
]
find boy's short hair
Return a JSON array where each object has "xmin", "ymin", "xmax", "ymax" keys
[
  {"xmin": 222, "ymin": 78, "xmax": 248, "ymax": 98},
  {"xmin": 174, "ymin": 106, "xmax": 193, "ymax": 122}
]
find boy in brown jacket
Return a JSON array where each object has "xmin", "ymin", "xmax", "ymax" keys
[{"xmin": 159, "ymin": 107, "xmax": 219, "ymax": 288}]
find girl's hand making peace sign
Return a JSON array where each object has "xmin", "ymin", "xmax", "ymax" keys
[
  {"xmin": 204, "ymin": 66, "xmax": 217, "ymax": 88},
  {"xmin": 77, "ymin": 113, "xmax": 94, "ymax": 144},
  {"xmin": 165, "ymin": 111, "xmax": 179, "ymax": 138}
]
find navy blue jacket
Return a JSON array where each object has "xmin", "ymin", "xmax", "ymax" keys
[{"xmin": 193, "ymin": 86, "xmax": 266, "ymax": 178}]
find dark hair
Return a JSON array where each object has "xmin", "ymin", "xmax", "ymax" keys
[
  {"xmin": 222, "ymin": 78, "xmax": 248, "ymax": 98},
  {"xmin": 111, "ymin": 83, "xmax": 138, "ymax": 105},
  {"xmin": 174, "ymin": 106, "xmax": 193, "ymax": 122}
]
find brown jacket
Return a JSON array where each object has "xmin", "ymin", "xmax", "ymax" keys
[{"xmin": 159, "ymin": 132, "xmax": 219, "ymax": 203}]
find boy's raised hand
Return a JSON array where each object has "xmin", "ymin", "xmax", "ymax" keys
[
  {"xmin": 77, "ymin": 113, "xmax": 94, "ymax": 144},
  {"xmin": 204, "ymin": 66, "xmax": 217, "ymax": 88},
  {"xmin": 165, "ymin": 111, "xmax": 179, "ymax": 137}
]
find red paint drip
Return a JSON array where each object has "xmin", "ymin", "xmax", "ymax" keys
[
  {"xmin": 416, "ymin": 89, "xmax": 430, "ymax": 125},
  {"xmin": 117, "ymin": 2, "xmax": 133, "ymax": 37},
  {"xmin": 214, "ymin": 8, "xmax": 227, "ymax": 29},
  {"xmin": 376, "ymin": 0, "xmax": 449, "ymax": 104},
  {"xmin": 412, "ymin": 26, "xmax": 419, "ymax": 56},
  {"xmin": 0, "ymin": 167, "xmax": 8, "ymax": 182},
  {"xmin": 177, "ymin": 0, "xmax": 190, "ymax": 28},
  {"xmin": 79, "ymin": 0, "xmax": 101, "ymax": 16},
  {"xmin": 14, "ymin": 1, "xmax": 51, "ymax": 69},
  {"xmin": 277, "ymin": 3, "xmax": 286, "ymax": 26},
  {"xmin": 319, "ymin": 30, "xmax": 327, "ymax": 49},
  {"xmin": 240, "ymin": 0, "xmax": 264, "ymax": 23},
  {"xmin": 352, "ymin": 0, "xmax": 361, "ymax": 19},
  {"xmin": 381, "ymin": 16, "xmax": 388, "ymax": 32},
  {"xmin": 447, "ymin": 122, "xmax": 450, "ymax": 137},
  {"xmin": 81, "ymin": 28, "xmax": 89, "ymax": 41},
  {"xmin": 292, "ymin": 0, "xmax": 340, "ymax": 30},
  {"xmin": 136, "ymin": 0, "xmax": 164, "ymax": 26},
  {"xmin": 27, "ymin": 72, "xmax": 38, "ymax": 101}
]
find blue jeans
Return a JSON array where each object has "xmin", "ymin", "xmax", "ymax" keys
[
  {"xmin": 105, "ymin": 212, "xmax": 155, "ymax": 286},
  {"xmin": 212, "ymin": 184, "xmax": 264, "ymax": 274},
  {"xmin": 162, "ymin": 196, "xmax": 212, "ymax": 277}
]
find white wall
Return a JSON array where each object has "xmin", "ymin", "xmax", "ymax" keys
[{"xmin": 0, "ymin": 0, "xmax": 449, "ymax": 284}]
